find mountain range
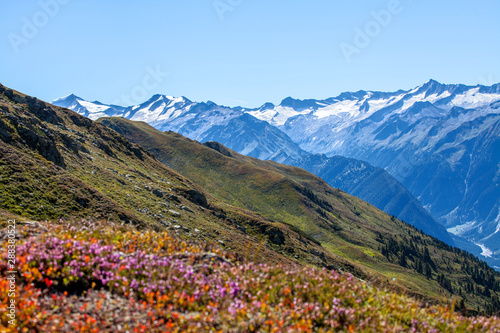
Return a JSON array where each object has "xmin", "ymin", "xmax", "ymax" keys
[
  {"xmin": 52, "ymin": 90, "xmax": 453, "ymax": 245},
  {"xmin": 267, "ymin": 80, "xmax": 500, "ymax": 267},
  {"xmin": 3, "ymin": 83, "xmax": 500, "ymax": 313},
  {"xmin": 53, "ymin": 80, "xmax": 500, "ymax": 268}
]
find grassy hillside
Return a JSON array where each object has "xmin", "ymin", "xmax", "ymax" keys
[
  {"xmin": 99, "ymin": 117, "xmax": 500, "ymax": 313},
  {"xmin": 1, "ymin": 220, "xmax": 499, "ymax": 332},
  {"xmin": 0, "ymin": 83, "xmax": 363, "ymax": 275}
]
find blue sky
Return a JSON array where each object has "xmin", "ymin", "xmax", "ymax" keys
[{"xmin": 1, "ymin": 0, "xmax": 499, "ymax": 107}]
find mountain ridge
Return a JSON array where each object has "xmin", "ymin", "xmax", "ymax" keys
[{"xmin": 52, "ymin": 80, "xmax": 500, "ymax": 266}]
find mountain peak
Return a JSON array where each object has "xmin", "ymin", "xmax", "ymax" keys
[
  {"xmin": 424, "ymin": 78, "xmax": 441, "ymax": 85},
  {"xmin": 261, "ymin": 102, "xmax": 276, "ymax": 110},
  {"xmin": 413, "ymin": 79, "xmax": 447, "ymax": 96},
  {"xmin": 146, "ymin": 94, "xmax": 190, "ymax": 103},
  {"xmin": 419, "ymin": 79, "xmax": 443, "ymax": 90},
  {"xmin": 335, "ymin": 90, "xmax": 370, "ymax": 101},
  {"xmin": 52, "ymin": 93, "xmax": 82, "ymax": 103},
  {"xmin": 280, "ymin": 97, "xmax": 296, "ymax": 106},
  {"xmin": 279, "ymin": 97, "xmax": 321, "ymax": 110}
]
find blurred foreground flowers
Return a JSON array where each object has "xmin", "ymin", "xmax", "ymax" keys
[{"xmin": 1, "ymin": 221, "xmax": 499, "ymax": 332}]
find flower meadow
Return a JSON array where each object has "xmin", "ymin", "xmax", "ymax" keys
[{"xmin": 1, "ymin": 221, "xmax": 499, "ymax": 332}]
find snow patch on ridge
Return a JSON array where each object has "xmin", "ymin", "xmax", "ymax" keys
[
  {"xmin": 447, "ymin": 220, "xmax": 477, "ymax": 236},
  {"xmin": 475, "ymin": 242, "xmax": 493, "ymax": 258},
  {"xmin": 78, "ymin": 100, "xmax": 111, "ymax": 114},
  {"xmin": 452, "ymin": 88, "xmax": 500, "ymax": 108}
]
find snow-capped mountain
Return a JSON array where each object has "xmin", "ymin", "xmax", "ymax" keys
[
  {"xmin": 52, "ymin": 94, "xmax": 126, "ymax": 119},
  {"xmin": 54, "ymin": 94, "xmax": 306, "ymax": 164},
  {"xmin": 248, "ymin": 80, "xmax": 500, "ymax": 267},
  {"xmin": 53, "ymin": 79, "xmax": 500, "ymax": 267},
  {"xmin": 246, "ymin": 79, "xmax": 500, "ymax": 128}
]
